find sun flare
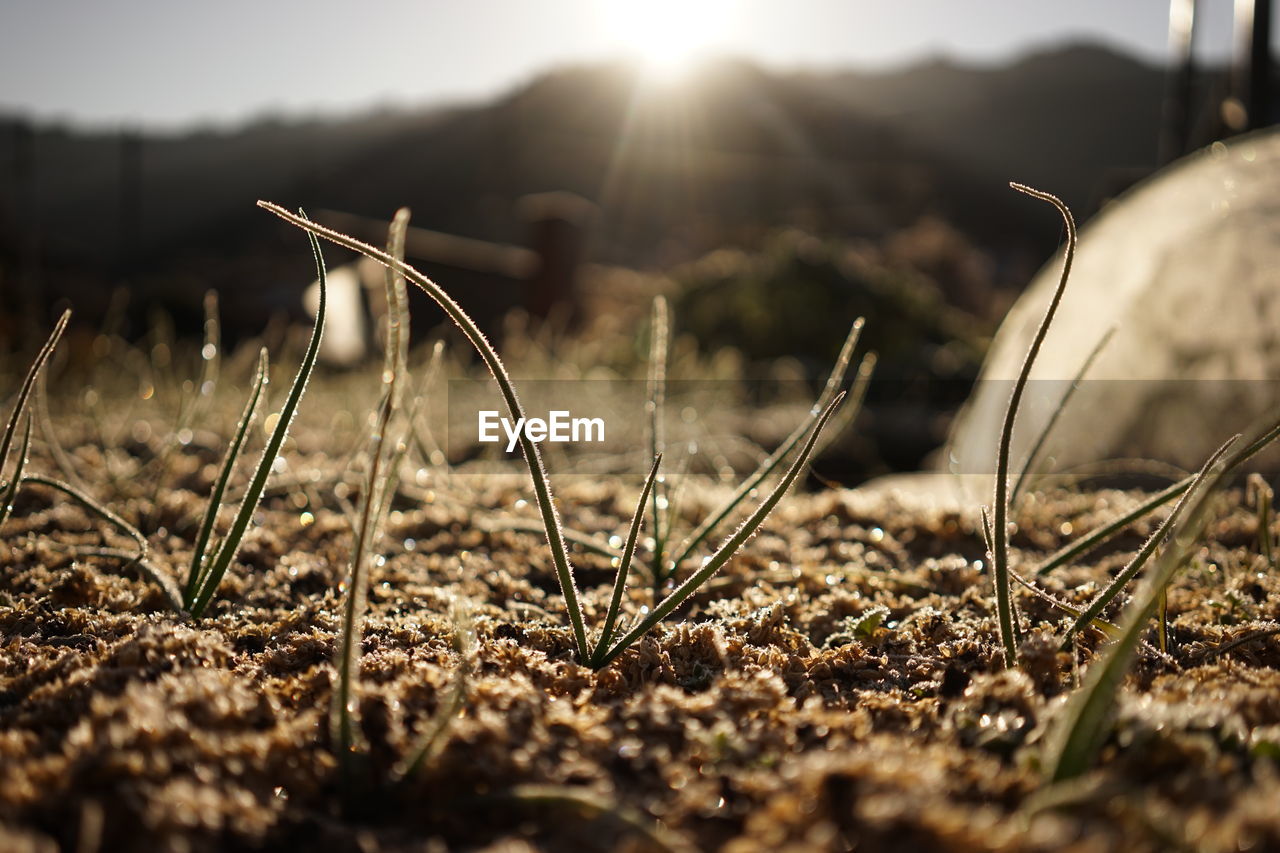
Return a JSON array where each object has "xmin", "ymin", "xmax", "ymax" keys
[{"xmin": 600, "ymin": 0, "xmax": 733, "ymax": 81}]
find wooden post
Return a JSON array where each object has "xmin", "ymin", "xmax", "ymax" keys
[{"xmin": 521, "ymin": 192, "xmax": 593, "ymax": 327}]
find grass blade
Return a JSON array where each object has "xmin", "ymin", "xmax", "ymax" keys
[
  {"xmin": 257, "ymin": 201, "xmax": 593, "ymax": 663},
  {"xmin": 18, "ymin": 474, "xmax": 183, "ymax": 612},
  {"xmin": 409, "ymin": 341, "xmax": 449, "ymax": 471},
  {"xmin": 36, "ymin": 369, "xmax": 89, "ymax": 492},
  {"xmin": 0, "ymin": 416, "xmax": 33, "ymax": 529},
  {"xmin": 1036, "ymin": 414, "xmax": 1280, "ymax": 576},
  {"xmin": 597, "ymin": 454, "xmax": 663, "ymax": 661},
  {"xmin": 333, "ymin": 207, "xmax": 412, "ymax": 762},
  {"xmin": 1043, "ymin": 435, "xmax": 1236, "ymax": 783},
  {"xmin": 1007, "ymin": 566, "xmax": 1120, "ymax": 638},
  {"xmin": 1249, "ymin": 473, "xmax": 1275, "ymax": 568},
  {"xmin": 814, "ymin": 349, "xmax": 877, "ymax": 460},
  {"xmin": 1010, "ymin": 325, "xmax": 1114, "ymax": 504},
  {"xmin": 646, "ymin": 296, "xmax": 669, "ymax": 588},
  {"xmin": 596, "ymin": 392, "xmax": 844, "ymax": 669},
  {"xmin": 2, "ymin": 310, "xmax": 71, "ymax": 493},
  {"xmin": 991, "ymin": 184, "xmax": 1077, "ymax": 667},
  {"xmin": 665, "ymin": 317, "xmax": 863, "ymax": 578},
  {"xmin": 188, "ymin": 219, "xmax": 326, "ymax": 619},
  {"xmin": 382, "ymin": 208, "xmax": 411, "ymax": 410},
  {"xmin": 184, "ymin": 348, "xmax": 269, "ymax": 607},
  {"xmin": 1057, "ymin": 435, "xmax": 1238, "ymax": 648}
]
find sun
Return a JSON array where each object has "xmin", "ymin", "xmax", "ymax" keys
[{"xmin": 600, "ymin": 0, "xmax": 733, "ymax": 81}]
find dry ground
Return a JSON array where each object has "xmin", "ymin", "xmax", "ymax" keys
[{"xmin": 3, "ymin": 424, "xmax": 1280, "ymax": 852}]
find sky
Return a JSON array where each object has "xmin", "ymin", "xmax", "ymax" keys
[{"xmin": 0, "ymin": 0, "xmax": 1268, "ymax": 130}]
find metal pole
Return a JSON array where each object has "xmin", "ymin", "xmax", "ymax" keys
[
  {"xmin": 1249, "ymin": 0, "xmax": 1273, "ymax": 128},
  {"xmin": 1161, "ymin": 0, "xmax": 1198, "ymax": 162}
]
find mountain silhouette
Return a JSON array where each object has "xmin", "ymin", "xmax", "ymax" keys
[{"xmin": 0, "ymin": 44, "xmax": 1195, "ymax": 338}]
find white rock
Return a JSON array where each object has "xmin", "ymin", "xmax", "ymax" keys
[{"xmin": 946, "ymin": 129, "xmax": 1280, "ymax": 494}]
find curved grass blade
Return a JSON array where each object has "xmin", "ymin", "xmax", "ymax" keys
[
  {"xmin": 36, "ymin": 370, "xmax": 89, "ymax": 492},
  {"xmin": 665, "ymin": 317, "xmax": 864, "ymax": 577},
  {"xmin": 597, "ymin": 454, "xmax": 663, "ymax": 662},
  {"xmin": 992, "ymin": 184, "xmax": 1077, "ymax": 667},
  {"xmin": 1057, "ymin": 435, "xmax": 1237, "ymax": 649},
  {"xmin": 0, "ymin": 416, "xmax": 33, "ymax": 529},
  {"xmin": 1010, "ymin": 325, "xmax": 1114, "ymax": 504},
  {"xmin": 188, "ymin": 220, "xmax": 326, "ymax": 618},
  {"xmin": 1008, "ymin": 566, "xmax": 1120, "ymax": 639},
  {"xmin": 814, "ymin": 349, "xmax": 877, "ymax": 460},
  {"xmin": 71, "ymin": 547, "xmax": 184, "ymax": 614},
  {"xmin": 258, "ymin": 201, "xmax": 592, "ymax": 663},
  {"xmin": 409, "ymin": 341, "xmax": 449, "ymax": 470},
  {"xmin": 18, "ymin": 474, "xmax": 182, "ymax": 612},
  {"xmin": 183, "ymin": 348, "xmax": 269, "ymax": 607},
  {"xmin": 333, "ymin": 208, "xmax": 412, "ymax": 763},
  {"xmin": 596, "ymin": 393, "xmax": 844, "ymax": 669},
  {"xmin": 1043, "ymin": 436, "xmax": 1236, "ymax": 783},
  {"xmin": 2, "ymin": 310, "xmax": 71, "ymax": 493},
  {"xmin": 1036, "ymin": 415, "xmax": 1280, "ymax": 576}
]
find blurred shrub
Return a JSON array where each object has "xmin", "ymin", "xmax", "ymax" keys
[{"xmin": 672, "ymin": 228, "xmax": 988, "ymax": 390}]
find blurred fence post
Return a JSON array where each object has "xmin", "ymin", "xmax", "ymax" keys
[{"xmin": 521, "ymin": 192, "xmax": 594, "ymax": 327}]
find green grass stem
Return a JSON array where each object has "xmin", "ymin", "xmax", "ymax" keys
[
  {"xmin": 187, "ymin": 221, "xmax": 326, "ymax": 618},
  {"xmin": 646, "ymin": 295, "xmax": 670, "ymax": 591},
  {"xmin": 597, "ymin": 454, "xmax": 663, "ymax": 662},
  {"xmin": 1043, "ymin": 435, "xmax": 1237, "ymax": 783},
  {"xmin": 1036, "ymin": 415, "xmax": 1280, "ymax": 576},
  {"xmin": 333, "ymin": 207, "xmax": 412, "ymax": 762},
  {"xmin": 258, "ymin": 201, "xmax": 594, "ymax": 663},
  {"xmin": 1010, "ymin": 325, "xmax": 1114, "ymax": 504},
  {"xmin": 595, "ymin": 392, "xmax": 844, "ymax": 668},
  {"xmin": 1056, "ymin": 435, "xmax": 1238, "ymax": 649},
  {"xmin": 664, "ymin": 317, "xmax": 863, "ymax": 578},
  {"xmin": 184, "ymin": 348, "xmax": 268, "ymax": 607},
  {"xmin": 1, "ymin": 310, "xmax": 71, "ymax": 524},
  {"xmin": 991, "ymin": 184, "xmax": 1077, "ymax": 667}
]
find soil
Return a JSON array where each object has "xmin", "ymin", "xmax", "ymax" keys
[{"xmin": 4, "ymin": 415, "xmax": 1280, "ymax": 852}]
